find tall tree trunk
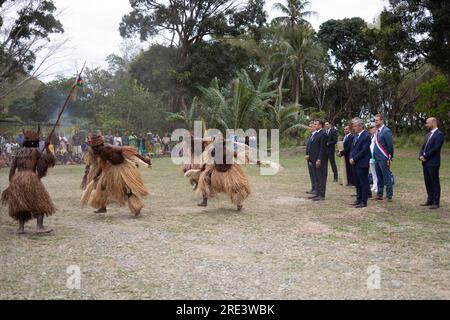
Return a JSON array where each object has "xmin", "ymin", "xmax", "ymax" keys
[
  {"xmin": 294, "ymin": 72, "xmax": 300, "ymax": 106},
  {"xmin": 170, "ymin": 39, "xmax": 190, "ymax": 112},
  {"xmin": 277, "ymin": 66, "xmax": 286, "ymax": 108}
]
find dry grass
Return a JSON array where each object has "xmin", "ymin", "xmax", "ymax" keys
[{"xmin": 0, "ymin": 148, "xmax": 449, "ymax": 299}]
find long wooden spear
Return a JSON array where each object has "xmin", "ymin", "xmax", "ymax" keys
[{"xmin": 46, "ymin": 61, "xmax": 86, "ymax": 146}]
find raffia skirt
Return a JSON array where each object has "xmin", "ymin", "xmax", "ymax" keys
[
  {"xmin": 81, "ymin": 158, "xmax": 149, "ymax": 214},
  {"xmin": 1, "ymin": 171, "xmax": 56, "ymax": 221},
  {"xmin": 197, "ymin": 164, "xmax": 251, "ymax": 205}
]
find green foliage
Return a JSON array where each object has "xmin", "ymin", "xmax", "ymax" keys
[
  {"xmin": 0, "ymin": 0, "xmax": 63, "ymax": 88},
  {"xmin": 395, "ymin": 133, "xmax": 427, "ymax": 148},
  {"xmin": 317, "ymin": 17, "xmax": 376, "ymax": 77},
  {"xmin": 416, "ymin": 74, "xmax": 450, "ymax": 133},
  {"xmin": 382, "ymin": 0, "xmax": 450, "ymax": 78},
  {"xmin": 272, "ymin": 0, "xmax": 316, "ymax": 28},
  {"xmin": 4, "ymin": 0, "xmax": 450, "ymax": 141}
]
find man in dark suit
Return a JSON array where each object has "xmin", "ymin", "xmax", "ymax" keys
[
  {"xmin": 419, "ymin": 117, "xmax": 444, "ymax": 210},
  {"xmin": 338, "ymin": 125, "xmax": 355, "ymax": 186},
  {"xmin": 308, "ymin": 119, "xmax": 328, "ymax": 201},
  {"xmin": 350, "ymin": 118, "xmax": 371, "ymax": 208},
  {"xmin": 305, "ymin": 121, "xmax": 317, "ymax": 195},
  {"xmin": 373, "ymin": 114, "xmax": 394, "ymax": 202},
  {"xmin": 325, "ymin": 121, "xmax": 339, "ymax": 182}
]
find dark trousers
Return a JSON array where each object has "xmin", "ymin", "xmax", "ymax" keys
[
  {"xmin": 375, "ymin": 160, "xmax": 393, "ymax": 199},
  {"xmin": 423, "ymin": 166, "xmax": 440, "ymax": 206},
  {"xmin": 312, "ymin": 159, "xmax": 328, "ymax": 198},
  {"xmin": 327, "ymin": 149, "xmax": 338, "ymax": 180},
  {"xmin": 307, "ymin": 161, "xmax": 317, "ymax": 192},
  {"xmin": 345, "ymin": 155, "xmax": 354, "ymax": 185},
  {"xmin": 355, "ymin": 166, "xmax": 370, "ymax": 204}
]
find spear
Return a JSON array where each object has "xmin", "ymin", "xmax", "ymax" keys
[{"xmin": 46, "ymin": 61, "xmax": 86, "ymax": 147}]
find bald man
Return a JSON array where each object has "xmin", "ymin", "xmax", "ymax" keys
[{"xmin": 419, "ymin": 118, "xmax": 444, "ymax": 210}]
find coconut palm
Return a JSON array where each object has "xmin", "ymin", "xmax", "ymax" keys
[
  {"xmin": 271, "ymin": 26, "xmax": 320, "ymax": 106},
  {"xmin": 272, "ymin": 0, "xmax": 317, "ymax": 28},
  {"xmin": 190, "ymin": 69, "xmax": 279, "ymax": 131}
]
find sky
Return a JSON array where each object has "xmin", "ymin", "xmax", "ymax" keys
[{"xmin": 38, "ymin": 0, "xmax": 389, "ymax": 81}]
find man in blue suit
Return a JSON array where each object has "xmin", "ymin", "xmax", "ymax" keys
[
  {"xmin": 350, "ymin": 118, "xmax": 371, "ymax": 208},
  {"xmin": 338, "ymin": 125, "xmax": 355, "ymax": 186},
  {"xmin": 308, "ymin": 119, "xmax": 328, "ymax": 201},
  {"xmin": 419, "ymin": 117, "xmax": 445, "ymax": 210},
  {"xmin": 305, "ymin": 121, "xmax": 317, "ymax": 195},
  {"xmin": 373, "ymin": 114, "xmax": 394, "ymax": 201}
]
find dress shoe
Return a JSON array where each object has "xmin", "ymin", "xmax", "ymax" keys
[
  {"xmin": 355, "ymin": 203, "xmax": 367, "ymax": 208},
  {"xmin": 350, "ymin": 201, "xmax": 361, "ymax": 206},
  {"xmin": 375, "ymin": 196, "xmax": 384, "ymax": 201},
  {"xmin": 420, "ymin": 203, "xmax": 432, "ymax": 206},
  {"xmin": 312, "ymin": 196, "xmax": 325, "ymax": 201},
  {"xmin": 308, "ymin": 195, "xmax": 319, "ymax": 200},
  {"xmin": 429, "ymin": 205, "xmax": 439, "ymax": 210}
]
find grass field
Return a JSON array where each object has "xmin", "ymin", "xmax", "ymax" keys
[{"xmin": 0, "ymin": 147, "xmax": 449, "ymax": 299}]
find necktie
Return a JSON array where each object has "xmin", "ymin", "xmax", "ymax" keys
[
  {"xmin": 424, "ymin": 132, "xmax": 433, "ymax": 152},
  {"xmin": 353, "ymin": 134, "xmax": 359, "ymax": 146}
]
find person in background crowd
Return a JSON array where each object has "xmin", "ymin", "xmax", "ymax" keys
[
  {"xmin": 324, "ymin": 121, "xmax": 339, "ymax": 182},
  {"xmin": 59, "ymin": 134, "xmax": 69, "ymax": 154},
  {"xmin": 129, "ymin": 132, "xmax": 138, "ymax": 148},
  {"xmin": 138, "ymin": 133, "xmax": 146, "ymax": 155},
  {"xmin": 419, "ymin": 117, "xmax": 444, "ymax": 210},
  {"xmin": 105, "ymin": 131, "xmax": 114, "ymax": 145},
  {"xmin": 72, "ymin": 130, "xmax": 82, "ymax": 157},
  {"xmin": 338, "ymin": 125, "xmax": 354, "ymax": 186},
  {"xmin": 153, "ymin": 134, "xmax": 161, "ymax": 154},
  {"xmin": 16, "ymin": 132, "xmax": 24, "ymax": 146},
  {"xmin": 114, "ymin": 132, "xmax": 122, "ymax": 146},
  {"xmin": 5, "ymin": 139, "xmax": 13, "ymax": 158},
  {"xmin": 10, "ymin": 139, "xmax": 20, "ymax": 157},
  {"xmin": 373, "ymin": 114, "xmax": 395, "ymax": 202},
  {"xmin": 82, "ymin": 132, "xmax": 92, "ymax": 153},
  {"xmin": 39, "ymin": 136, "xmax": 46, "ymax": 153},
  {"xmin": 349, "ymin": 118, "xmax": 371, "ymax": 208},
  {"xmin": 122, "ymin": 131, "xmax": 129, "ymax": 146},
  {"xmin": 162, "ymin": 132, "xmax": 171, "ymax": 155},
  {"xmin": 51, "ymin": 132, "xmax": 59, "ymax": 152},
  {"xmin": 369, "ymin": 123, "xmax": 379, "ymax": 196}
]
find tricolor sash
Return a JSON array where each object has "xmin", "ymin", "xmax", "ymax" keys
[{"xmin": 375, "ymin": 129, "xmax": 391, "ymax": 160}]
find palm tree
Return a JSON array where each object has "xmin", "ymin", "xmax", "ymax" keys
[
  {"xmin": 271, "ymin": 26, "xmax": 320, "ymax": 106},
  {"xmin": 272, "ymin": 0, "xmax": 317, "ymax": 28},
  {"xmin": 191, "ymin": 69, "xmax": 279, "ymax": 131}
]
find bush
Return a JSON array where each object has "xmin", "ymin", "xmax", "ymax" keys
[{"xmin": 395, "ymin": 133, "xmax": 425, "ymax": 148}]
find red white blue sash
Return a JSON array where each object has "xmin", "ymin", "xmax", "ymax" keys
[{"xmin": 375, "ymin": 128, "xmax": 391, "ymax": 160}]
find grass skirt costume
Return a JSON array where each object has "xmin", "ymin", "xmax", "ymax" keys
[
  {"xmin": 1, "ymin": 142, "xmax": 56, "ymax": 222},
  {"xmin": 185, "ymin": 139, "xmax": 251, "ymax": 208},
  {"xmin": 81, "ymin": 138, "xmax": 149, "ymax": 215},
  {"xmin": 196, "ymin": 163, "xmax": 251, "ymax": 206}
]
